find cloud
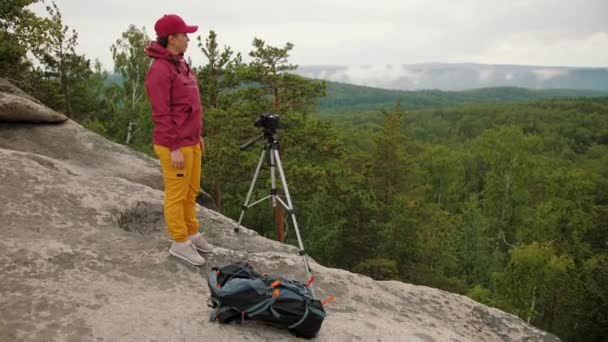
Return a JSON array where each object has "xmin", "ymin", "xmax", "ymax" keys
[
  {"xmin": 533, "ymin": 69, "xmax": 569, "ymax": 81},
  {"xmin": 330, "ymin": 65, "xmax": 423, "ymax": 88},
  {"xmin": 478, "ymin": 70, "xmax": 496, "ymax": 82},
  {"xmin": 29, "ymin": 0, "xmax": 608, "ymax": 70},
  {"xmin": 471, "ymin": 31, "xmax": 608, "ymax": 67}
]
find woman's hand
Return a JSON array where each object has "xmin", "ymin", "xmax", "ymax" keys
[{"xmin": 170, "ymin": 149, "xmax": 185, "ymax": 169}]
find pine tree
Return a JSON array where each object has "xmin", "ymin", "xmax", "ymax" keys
[{"xmin": 196, "ymin": 30, "xmax": 243, "ymax": 110}]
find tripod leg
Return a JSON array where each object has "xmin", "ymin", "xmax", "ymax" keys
[
  {"xmin": 270, "ymin": 151, "xmax": 286, "ymax": 241},
  {"xmin": 272, "ymin": 148, "xmax": 315, "ymax": 297},
  {"xmin": 234, "ymin": 148, "xmax": 266, "ymax": 233},
  {"xmin": 270, "ymin": 148, "xmax": 277, "ymax": 208}
]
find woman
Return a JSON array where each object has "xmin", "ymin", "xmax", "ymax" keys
[{"xmin": 144, "ymin": 14, "xmax": 212, "ymax": 266}]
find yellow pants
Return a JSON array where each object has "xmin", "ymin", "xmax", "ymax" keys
[{"xmin": 153, "ymin": 143, "xmax": 202, "ymax": 242}]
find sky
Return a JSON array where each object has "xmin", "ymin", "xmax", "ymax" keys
[{"xmin": 33, "ymin": 0, "xmax": 608, "ymax": 71}]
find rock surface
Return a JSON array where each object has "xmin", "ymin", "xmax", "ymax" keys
[
  {"xmin": 0, "ymin": 78, "xmax": 42, "ymax": 103},
  {"xmin": 0, "ymin": 79, "xmax": 68, "ymax": 123},
  {"xmin": 0, "ymin": 82, "xmax": 560, "ymax": 341}
]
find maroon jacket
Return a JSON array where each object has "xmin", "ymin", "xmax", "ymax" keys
[{"xmin": 144, "ymin": 42, "xmax": 203, "ymax": 151}]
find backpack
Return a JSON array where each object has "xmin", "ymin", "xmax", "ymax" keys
[{"xmin": 207, "ymin": 261, "xmax": 326, "ymax": 338}]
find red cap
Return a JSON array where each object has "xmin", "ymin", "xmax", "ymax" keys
[{"xmin": 154, "ymin": 14, "xmax": 198, "ymax": 37}]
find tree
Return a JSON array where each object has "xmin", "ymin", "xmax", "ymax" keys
[
  {"xmin": 196, "ymin": 30, "xmax": 243, "ymax": 110},
  {"xmin": 419, "ymin": 145, "xmax": 466, "ymax": 210},
  {"xmin": 0, "ymin": 0, "xmax": 32, "ymax": 81},
  {"xmin": 110, "ymin": 25, "xmax": 151, "ymax": 146},
  {"xmin": 371, "ymin": 103, "xmax": 418, "ymax": 203},
  {"xmin": 493, "ymin": 243, "xmax": 576, "ymax": 326},
  {"xmin": 577, "ymin": 254, "xmax": 608, "ymax": 341},
  {"xmin": 246, "ymin": 38, "xmax": 326, "ymax": 114},
  {"xmin": 455, "ymin": 197, "xmax": 493, "ymax": 287},
  {"xmin": 520, "ymin": 166, "xmax": 594, "ymax": 260},
  {"xmin": 33, "ymin": 2, "xmax": 92, "ymax": 116},
  {"xmin": 379, "ymin": 194, "xmax": 420, "ymax": 279},
  {"xmin": 0, "ymin": 0, "xmax": 54, "ymax": 88},
  {"xmin": 471, "ymin": 126, "xmax": 538, "ymax": 252}
]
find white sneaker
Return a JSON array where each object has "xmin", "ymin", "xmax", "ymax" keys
[
  {"xmin": 169, "ymin": 241, "xmax": 205, "ymax": 266},
  {"xmin": 190, "ymin": 234, "xmax": 214, "ymax": 253}
]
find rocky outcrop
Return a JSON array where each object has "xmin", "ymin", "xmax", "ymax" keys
[
  {"xmin": 0, "ymin": 78, "xmax": 42, "ymax": 103},
  {"xmin": 0, "ymin": 80, "xmax": 560, "ymax": 341},
  {"xmin": 0, "ymin": 79, "xmax": 68, "ymax": 123}
]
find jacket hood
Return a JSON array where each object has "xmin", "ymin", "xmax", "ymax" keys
[{"xmin": 144, "ymin": 42, "xmax": 183, "ymax": 60}]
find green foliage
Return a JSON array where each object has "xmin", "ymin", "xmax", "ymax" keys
[
  {"xmin": 1, "ymin": 1, "xmax": 105, "ymax": 120},
  {"xmin": 353, "ymin": 258, "xmax": 398, "ymax": 280},
  {"xmin": 0, "ymin": 0, "xmax": 52, "ymax": 82},
  {"xmin": 492, "ymin": 243, "xmax": 586, "ymax": 340},
  {"xmin": 316, "ymin": 81, "xmax": 608, "ymax": 119},
  {"xmin": 456, "ymin": 198, "xmax": 493, "ymax": 287},
  {"xmin": 107, "ymin": 25, "xmax": 151, "ymax": 147},
  {"xmin": 578, "ymin": 254, "xmax": 608, "ymax": 340},
  {"xmin": 195, "ymin": 30, "xmax": 243, "ymax": 110},
  {"xmin": 467, "ymin": 285, "xmax": 493, "ymax": 306},
  {"xmin": 245, "ymin": 38, "xmax": 326, "ymax": 114},
  {"xmin": 419, "ymin": 145, "xmax": 466, "ymax": 210},
  {"xmin": 33, "ymin": 2, "xmax": 94, "ymax": 115},
  {"xmin": 370, "ymin": 105, "xmax": 413, "ymax": 202},
  {"xmin": 472, "ymin": 126, "xmax": 537, "ymax": 251}
]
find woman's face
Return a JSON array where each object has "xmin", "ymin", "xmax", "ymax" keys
[{"xmin": 169, "ymin": 33, "xmax": 190, "ymax": 54}]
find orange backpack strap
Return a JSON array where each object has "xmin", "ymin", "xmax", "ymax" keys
[
  {"xmin": 306, "ymin": 275, "xmax": 315, "ymax": 287},
  {"xmin": 322, "ymin": 295, "xmax": 335, "ymax": 306}
]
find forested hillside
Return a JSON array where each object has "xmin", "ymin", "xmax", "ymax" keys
[{"xmin": 317, "ymin": 81, "xmax": 608, "ymax": 112}]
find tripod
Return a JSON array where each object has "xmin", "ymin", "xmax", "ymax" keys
[{"xmin": 234, "ymin": 129, "xmax": 315, "ymax": 296}]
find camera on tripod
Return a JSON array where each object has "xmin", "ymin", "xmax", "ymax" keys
[
  {"xmin": 254, "ymin": 113, "xmax": 281, "ymax": 131},
  {"xmin": 240, "ymin": 113, "xmax": 283, "ymax": 151},
  {"xmin": 235, "ymin": 111, "xmax": 315, "ymax": 295}
]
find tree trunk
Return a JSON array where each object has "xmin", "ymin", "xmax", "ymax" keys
[
  {"xmin": 125, "ymin": 119, "xmax": 133, "ymax": 145},
  {"xmin": 438, "ymin": 177, "xmax": 443, "ymax": 205},
  {"xmin": 58, "ymin": 44, "xmax": 72, "ymax": 115},
  {"xmin": 527, "ymin": 285, "xmax": 536, "ymax": 323},
  {"xmin": 213, "ymin": 184, "xmax": 222, "ymax": 211},
  {"xmin": 125, "ymin": 77, "xmax": 139, "ymax": 145}
]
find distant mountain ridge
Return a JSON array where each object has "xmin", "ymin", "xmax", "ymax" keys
[
  {"xmin": 296, "ymin": 63, "xmax": 608, "ymax": 92},
  {"xmin": 316, "ymin": 81, "xmax": 608, "ymax": 112}
]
